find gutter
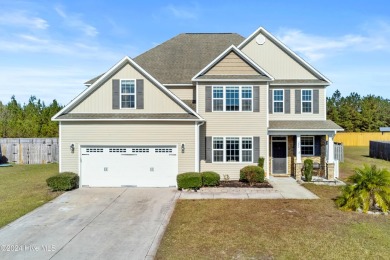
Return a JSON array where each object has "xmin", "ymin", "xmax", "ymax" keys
[{"xmin": 195, "ymin": 121, "xmax": 205, "ymax": 172}]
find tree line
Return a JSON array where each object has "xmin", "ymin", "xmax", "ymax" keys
[
  {"xmin": 327, "ymin": 90, "xmax": 390, "ymax": 132},
  {"xmin": 0, "ymin": 96, "xmax": 63, "ymax": 138}
]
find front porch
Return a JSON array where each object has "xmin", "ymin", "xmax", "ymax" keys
[{"xmin": 268, "ymin": 120, "xmax": 344, "ymax": 180}]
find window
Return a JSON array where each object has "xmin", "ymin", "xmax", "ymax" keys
[
  {"xmin": 212, "ymin": 86, "xmax": 253, "ymax": 112},
  {"xmin": 273, "ymin": 89, "xmax": 284, "ymax": 113},
  {"xmin": 241, "ymin": 87, "xmax": 252, "ymax": 111},
  {"xmin": 213, "ymin": 87, "xmax": 224, "ymax": 111},
  {"xmin": 301, "ymin": 136, "xmax": 314, "ymax": 156},
  {"xmin": 121, "ymin": 80, "xmax": 136, "ymax": 108},
  {"xmin": 212, "ymin": 137, "xmax": 253, "ymax": 163},
  {"xmin": 302, "ymin": 89, "xmax": 312, "ymax": 113},
  {"xmin": 242, "ymin": 137, "xmax": 253, "ymax": 162},
  {"xmin": 213, "ymin": 137, "xmax": 224, "ymax": 162}
]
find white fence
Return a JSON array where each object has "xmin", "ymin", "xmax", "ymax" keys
[{"xmin": 0, "ymin": 138, "xmax": 59, "ymax": 164}]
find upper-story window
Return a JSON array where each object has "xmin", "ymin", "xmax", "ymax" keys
[
  {"xmin": 212, "ymin": 86, "xmax": 252, "ymax": 112},
  {"xmin": 302, "ymin": 89, "xmax": 312, "ymax": 113},
  {"xmin": 121, "ymin": 80, "xmax": 136, "ymax": 109},
  {"xmin": 273, "ymin": 89, "xmax": 284, "ymax": 113}
]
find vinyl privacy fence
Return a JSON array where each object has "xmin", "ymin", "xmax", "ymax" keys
[
  {"xmin": 369, "ymin": 141, "xmax": 390, "ymax": 161},
  {"xmin": 0, "ymin": 138, "xmax": 59, "ymax": 164}
]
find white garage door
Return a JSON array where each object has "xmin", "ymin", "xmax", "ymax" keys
[{"xmin": 80, "ymin": 145, "xmax": 178, "ymax": 187}]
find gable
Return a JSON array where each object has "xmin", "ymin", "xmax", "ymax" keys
[
  {"xmin": 204, "ymin": 51, "xmax": 259, "ymax": 76},
  {"xmin": 240, "ymin": 31, "xmax": 321, "ymax": 80},
  {"xmin": 70, "ymin": 63, "xmax": 188, "ymax": 114}
]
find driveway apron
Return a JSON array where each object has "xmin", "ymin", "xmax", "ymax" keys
[{"xmin": 0, "ymin": 188, "xmax": 178, "ymax": 260}]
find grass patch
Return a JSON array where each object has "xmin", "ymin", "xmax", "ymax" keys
[
  {"xmin": 0, "ymin": 164, "xmax": 62, "ymax": 228},
  {"xmin": 340, "ymin": 146, "xmax": 390, "ymax": 180},
  {"xmin": 157, "ymin": 185, "xmax": 390, "ymax": 259}
]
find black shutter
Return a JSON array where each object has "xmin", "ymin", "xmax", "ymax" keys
[
  {"xmin": 313, "ymin": 89, "xmax": 319, "ymax": 114},
  {"xmin": 315, "ymin": 136, "xmax": 321, "ymax": 156},
  {"xmin": 293, "ymin": 136, "xmax": 296, "ymax": 156},
  {"xmin": 269, "ymin": 89, "xmax": 273, "ymax": 114},
  {"xmin": 112, "ymin": 79, "xmax": 120, "ymax": 109},
  {"xmin": 285, "ymin": 89, "xmax": 290, "ymax": 114},
  {"xmin": 206, "ymin": 136, "xmax": 212, "ymax": 163},
  {"xmin": 253, "ymin": 137, "xmax": 260, "ymax": 163},
  {"xmin": 295, "ymin": 89, "xmax": 301, "ymax": 114},
  {"xmin": 253, "ymin": 86, "xmax": 259, "ymax": 112},
  {"xmin": 136, "ymin": 79, "xmax": 144, "ymax": 109},
  {"xmin": 205, "ymin": 86, "xmax": 212, "ymax": 112}
]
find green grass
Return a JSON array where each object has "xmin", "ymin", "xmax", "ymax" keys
[
  {"xmin": 0, "ymin": 164, "xmax": 62, "ymax": 228},
  {"xmin": 340, "ymin": 146, "xmax": 390, "ymax": 180},
  {"xmin": 157, "ymin": 147, "xmax": 390, "ymax": 259},
  {"xmin": 156, "ymin": 185, "xmax": 390, "ymax": 259}
]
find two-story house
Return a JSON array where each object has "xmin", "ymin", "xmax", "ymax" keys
[{"xmin": 52, "ymin": 27, "xmax": 343, "ymax": 187}]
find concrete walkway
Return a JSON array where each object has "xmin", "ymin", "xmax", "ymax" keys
[
  {"xmin": 0, "ymin": 188, "xmax": 179, "ymax": 260},
  {"xmin": 179, "ymin": 177, "xmax": 318, "ymax": 199}
]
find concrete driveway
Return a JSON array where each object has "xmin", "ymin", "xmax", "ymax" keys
[{"xmin": 0, "ymin": 188, "xmax": 179, "ymax": 260}]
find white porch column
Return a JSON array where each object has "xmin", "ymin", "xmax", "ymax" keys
[
  {"xmin": 328, "ymin": 133, "xmax": 335, "ymax": 163},
  {"xmin": 296, "ymin": 134, "xmax": 301, "ymax": 163}
]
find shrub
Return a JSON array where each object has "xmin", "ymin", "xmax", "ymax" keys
[
  {"xmin": 258, "ymin": 157, "xmax": 265, "ymax": 168},
  {"xmin": 177, "ymin": 172, "xmax": 202, "ymax": 190},
  {"xmin": 46, "ymin": 172, "xmax": 79, "ymax": 191},
  {"xmin": 336, "ymin": 165, "xmax": 390, "ymax": 212},
  {"xmin": 201, "ymin": 171, "xmax": 220, "ymax": 186},
  {"xmin": 239, "ymin": 166, "xmax": 265, "ymax": 186},
  {"xmin": 303, "ymin": 159, "xmax": 313, "ymax": 182}
]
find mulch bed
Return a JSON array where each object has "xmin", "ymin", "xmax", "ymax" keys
[{"xmin": 215, "ymin": 181, "xmax": 273, "ymax": 188}]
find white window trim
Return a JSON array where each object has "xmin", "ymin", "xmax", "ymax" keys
[
  {"xmin": 212, "ymin": 86, "xmax": 253, "ymax": 112},
  {"xmin": 301, "ymin": 136, "xmax": 315, "ymax": 156},
  {"xmin": 273, "ymin": 89, "xmax": 284, "ymax": 114},
  {"xmin": 212, "ymin": 136, "xmax": 254, "ymax": 163},
  {"xmin": 120, "ymin": 79, "xmax": 137, "ymax": 109},
  {"xmin": 301, "ymin": 89, "xmax": 313, "ymax": 114}
]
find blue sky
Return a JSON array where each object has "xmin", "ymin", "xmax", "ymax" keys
[{"xmin": 1, "ymin": 0, "xmax": 390, "ymax": 105}]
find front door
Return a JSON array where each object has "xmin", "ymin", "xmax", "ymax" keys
[{"xmin": 272, "ymin": 138, "xmax": 287, "ymax": 174}]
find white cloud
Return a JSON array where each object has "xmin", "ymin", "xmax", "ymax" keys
[
  {"xmin": 0, "ymin": 11, "xmax": 48, "ymax": 30},
  {"xmin": 165, "ymin": 4, "xmax": 199, "ymax": 19},
  {"xmin": 54, "ymin": 6, "xmax": 98, "ymax": 37},
  {"xmin": 277, "ymin": 21, "xmax": 390, "ymax": 61}
]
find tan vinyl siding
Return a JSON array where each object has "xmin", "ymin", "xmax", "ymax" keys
[
  {"xmin": 60, "ymin": 121, "xmax": 195, "ymax": 175},
  {"xmin": 269, "ymin": 86, "xmax": 325, "ymax": 120},
  {"xmin": 205, "ymin": 51, "xmax": 259, "ymax": 75},
  {"xmin": 241, "ymin": 32, "xmax": 318, "ymax": 79},
  {"xmin": 198, "ymin": 82, "xmax": 268, "ymax": 179},
  {"xmin": 167, "ymin": 86, "xmax": 195, "ymax": 100},
  {"xmin": 71, "ymin": 63, "xmax": 186, "ymax": 113}
]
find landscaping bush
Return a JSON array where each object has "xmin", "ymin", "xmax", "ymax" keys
[
  {"xmin": 258, "ymin": 157, "xmax": 265, "ymax": 168},
  {"xmin": 46, "ymin": 172, "xmax": 79, "ymax": 191},
  {"xmin": 303, "ymin": 159, "xmax": 313, "ymax": 182},
  {"xmin": 336, "ymin": 164, "xmax": 390, "ymax": 212},
  {"xmin": 177, "ymin": 172, "xmax": 202, "ymax": 190},
  {"xmin": 239, "ymin": 166, "xmax": 265, "ymax": 186},
  {"xmin": 201, "ymin": 171, "xmax": 220, "ymax": 186}
]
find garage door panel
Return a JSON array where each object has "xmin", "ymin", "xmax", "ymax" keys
[{"xmin": 81, "ymin": 146, "xmax": 178, "ymax": 187}]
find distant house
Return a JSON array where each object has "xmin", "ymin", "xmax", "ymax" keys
[{"xmin": 52, "ymin": 27, "xmax": 343, "ymax": 187}]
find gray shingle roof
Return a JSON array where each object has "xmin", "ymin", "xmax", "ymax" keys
[
  {"xmin": 269, "ymin": 120, "xmax": 343, "ymax": 130},
  {"xmin": 134, "ymin": 33, "xmax": 245, "ymax": 84},
  {"xmin": 85, "ymin": 33, "xmax": 245, "ymax": 86},
  {"xmin": 271, "ymin": 79, "xmax": 329, "ymax": 85},
  {"xmin": 56, "ymin": 113, "xmax": 199, "ymax": 120}
]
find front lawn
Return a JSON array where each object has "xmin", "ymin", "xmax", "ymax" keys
[
  {"xmin": 156, "ymin": 185, "xmax": 390, "ymax": 259},
  {"xmin": 0, "ymin": 164, "xmax": 62, "ymax": 228},
  {"xmin": 340, "ymin": 146, "xmax": 390, "ymax": 180}
]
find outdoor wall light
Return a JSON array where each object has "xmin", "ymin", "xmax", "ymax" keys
[
  {"xmin": 70, "ymin": 144, "xmax": 75, "ymax": 153},
  {"xmin": 181, "ymin": 143, "xmax": 185, "ymax": 153}
]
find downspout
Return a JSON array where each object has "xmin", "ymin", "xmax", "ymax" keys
[{"xmin": 195, "ymin": 121, "xmax": 205, "ymax": 172}]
